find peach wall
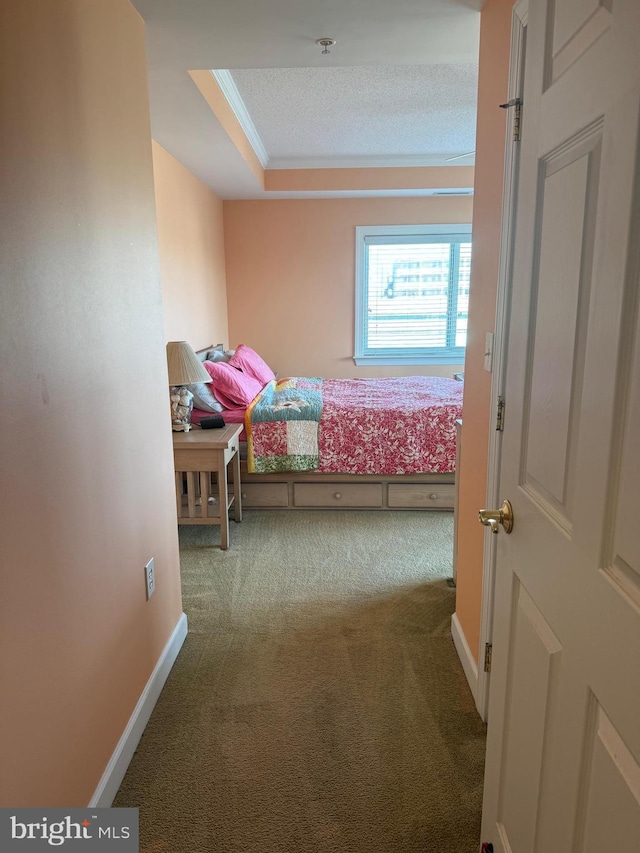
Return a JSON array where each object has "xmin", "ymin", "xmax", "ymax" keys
[
  {"xmin": 265, "ymin": 166, "xmax": 475, "ymax": 193},
  {"xmin": 454, "ymin": 0, "xmax": 513, "ymax": 663},
  {"xmin": 223, "ymin": 196, "xmax": 473, "ymax": 378},
  {"xmin": 152, "ymin": 141, "xmax": 229, "ymax": 350},
  {"xmin": 0, "ymin": 0, "xmax": 183, "ymax": 805}
]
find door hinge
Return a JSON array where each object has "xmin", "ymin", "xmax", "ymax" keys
[
  {"xmin": 499, "ymin": 97, "xmax": 522, "ymax": 142},
  {"xmin": 496, "ymin": 396, "xmax": 505, "ymax": 431},
  {"xmin": 484, "ymin": 642, "xmax": 493, "ymax": 673}
]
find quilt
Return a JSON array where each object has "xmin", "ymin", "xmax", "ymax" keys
[
  {"xmin": 245, "ymin": 377, "xmax": 323, "ymax": 473},
  {"xmin": 245, "ymin": 375, "xmax": 462, "ymax": 476}
]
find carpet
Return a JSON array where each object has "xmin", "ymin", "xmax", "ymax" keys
[{"xmin": 114, "ymin": 511, "xmax": 486, "ymax": 852}]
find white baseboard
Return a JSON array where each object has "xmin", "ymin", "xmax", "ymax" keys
[
  {"xmin": 89, "ymin": 612, "xmax": 188, "ymax": 807},
  {"xmin": 451, "ymin": 611, "xmax": 479, "ymax": 709}
]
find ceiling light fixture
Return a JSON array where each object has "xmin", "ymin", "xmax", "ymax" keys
[{"xmin": 315, "ymin": 38, "xmax": 336, "ymax": 55}]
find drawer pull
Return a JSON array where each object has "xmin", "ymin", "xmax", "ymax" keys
[
  {"xmin": 241, "ymin": 493, "xmax": 247, "ymax": 499},
  {"xmin": 430, "ymin": 493, "xmax": 438, "ymax": 500},
  {"xmin": 334, "ymin": 492, "xmax": 342, "ymax": 499}
]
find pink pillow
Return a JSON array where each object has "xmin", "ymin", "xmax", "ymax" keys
[
  {"xmin": 203, "ymin": 360, "xmax": 263, "ymax": 408},
  {"xmin": 228, "ymin": 344, "xmax": 275, "ymax": 385}
]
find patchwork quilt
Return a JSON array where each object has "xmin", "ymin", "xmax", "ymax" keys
[{"xmin": 245, "ymin": 377, "xmax": 323, "ymax": 473}]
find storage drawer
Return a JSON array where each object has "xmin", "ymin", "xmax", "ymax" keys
[
  {"xmin": 173, "ymin": 435, "xmax": 238, "ymax": 472},
  {"xmin": 294, "ymin": 483, "xmax": 382, "ymax": 508},
  {"xmin": 238, "ymin": 482, "xmax": 289, "ymax": 507},
  {"xmin": 387, "ymin": 483, "xmax": 455, "ymax": 509}
]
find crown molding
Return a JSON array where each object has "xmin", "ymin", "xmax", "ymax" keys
[
  {"xmin": 211, "ymin": 70, "xmax": 269, "ymax": 168},
  {"xmin": 225, "ymin": 188, "xmax": 475, "ymax": 200},
  {"xmin": 266, "ymin": 154, "xmax": 476, "ymax": 170}
]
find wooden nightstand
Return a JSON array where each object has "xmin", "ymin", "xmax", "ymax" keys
[{"xmin": 172, "ymin": 423, "xmax": 243, "ymax": 549}]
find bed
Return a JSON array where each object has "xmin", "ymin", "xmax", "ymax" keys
[{"xmin": 190, "ymin": 345, "xmax": 462, "ymax": 511}]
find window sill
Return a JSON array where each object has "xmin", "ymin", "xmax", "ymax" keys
[{"xmin": 354, "ymin": 354, "xmax": 465, "ymax": 366}]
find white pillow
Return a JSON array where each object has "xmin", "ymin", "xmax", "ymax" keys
[
  {"xmin": 206, "ymin": 348, "xmax": 235, "ymax": 363},
  {"xmin": 187, "ymin": 382, "xmax": 225, "ymax": 413}
]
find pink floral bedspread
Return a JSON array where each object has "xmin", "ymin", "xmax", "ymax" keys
[{"xmin": 317, "ymin": 377, "xmax": 462, "ymax": 474}]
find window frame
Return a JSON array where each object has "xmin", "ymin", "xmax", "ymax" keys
[{"xmin": 354, "ymin": 223, "xmax": 472, "ymax": 366}]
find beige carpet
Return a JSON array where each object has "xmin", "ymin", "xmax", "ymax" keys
[{"xmin": 115, "ymin": 511, "xmax": 486, "ymax": 852}]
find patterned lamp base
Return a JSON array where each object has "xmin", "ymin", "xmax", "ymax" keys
[{"xmin": 170, "ymin": 386, "xmax": 194, "ymax": 432}]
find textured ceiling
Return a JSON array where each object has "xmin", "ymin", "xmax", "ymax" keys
[
  {"xmin": 230, "ymin": 65, "xmax": 478, "ymax": 167},
  {"xmin": 130, "ymin": 0, "xmax": 483, "ymax": 197}
]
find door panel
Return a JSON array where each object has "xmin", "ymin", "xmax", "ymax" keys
[
  {"xmin": 579, "ymin": 703, "xmax": 640, "ymax": 853},
  {"xmin": 523, "ymin": 130, "xmax": 601, "ymax": 521},
  {"xmin": 497, "ymin": 584, "xmax": 562, "ymax": 853},
  {"xmin": 607, "ymin": 287, "xmax": 640, "ymax": 605},
  {"xmin": 481, "ymin": 1, "xmax": 640, "ymax": 850},
  {"xmin": 548, "ymin": 0, "xmax": 613, "ymax": 84}
]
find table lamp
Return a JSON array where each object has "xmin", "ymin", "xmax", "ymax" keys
[{"xmin": 166, "ymin": 341, "xmax": 211, "ymax": 432}]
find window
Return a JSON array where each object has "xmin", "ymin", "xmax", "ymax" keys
[{"xmin": 354, "ymin": 224, "xmax": 472, "ymax": 365}]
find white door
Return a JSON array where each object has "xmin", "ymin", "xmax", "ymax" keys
[{"xmin": 481, "ymin": 1, "xmax": 640, "ymax": 851}]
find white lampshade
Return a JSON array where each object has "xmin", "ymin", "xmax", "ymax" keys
[{"xmin": 166, "ymin": 341, "xmax": 210, "ymax": 386}]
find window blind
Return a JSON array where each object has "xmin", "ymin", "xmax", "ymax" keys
[{"xmin": 364, "ymin": 238, "xmax": 471, "ymax": 354}]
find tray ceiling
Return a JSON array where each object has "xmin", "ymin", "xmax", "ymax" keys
[
  {"xmin": 131, "ymin": 0, "xmax": 483, "ymax": 197},
  {"xmin": 229, "ymin": 64, "xmax": 478, "ymax": 168}
]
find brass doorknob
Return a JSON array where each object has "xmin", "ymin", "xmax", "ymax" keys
[{"xmin": 479, "ymin": 499, "xmax": 514, "ymax": 534}]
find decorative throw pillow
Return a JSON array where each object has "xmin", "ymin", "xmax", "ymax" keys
[
  {"xmin": 203, "ymin": 360, "xmax": 264, "ymax": 408},
  {"xmin": 205, "ymin": 348, "xmax": 235, "ymax": 363},
  {"xmin": 186, "ymin": 380, "xmax": 226, "ymax": 413},
  {"xmin": 228, "ymin": 344, "xmax": 275, "ymax": 385}
]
